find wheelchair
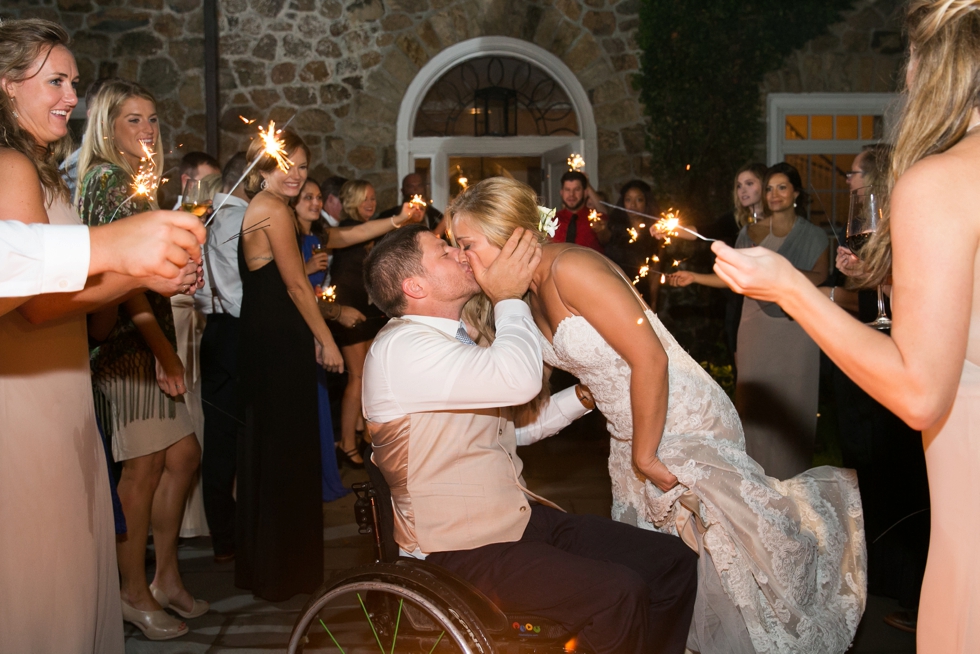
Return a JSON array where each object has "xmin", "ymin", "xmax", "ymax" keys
[{"xmin": 286, "ymin": 459, "xmax": 591, "ymax": 653}]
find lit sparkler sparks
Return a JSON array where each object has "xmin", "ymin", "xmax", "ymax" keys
[
  {"xmin": 458, "ymin": 176, "xmax": 468, "ymax": 189},
  {"xmin": 207, "ymin": 116, "xmax": 296, "ymax": 226},
  {"xmin": 239, "ymin": 115, "xmax": 256, "ymax": 125},
  {"xmin": 627, "ymin": 227, "xmax": 639, "ymax": 244},
  {"xmin": 567, "ymin": 153, "xmax": 585, "ymax": 172},
  {"xmin": 320, "ymin": 285, "xmax": 337, "ymax": 303},
  {"xmin": 108, "ymin": 141, "xmax": 163, "ymax": 222},
  {"xmin": 587, "ymin": 209, "xmax": 600, "ymax": 226},
  {"xmin": 409, "ymin": 194, "xmax": 427, "ymax": 210}
]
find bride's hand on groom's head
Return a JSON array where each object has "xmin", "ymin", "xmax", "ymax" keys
[{"xmin": 467, "ymin": 227, "xmax": 542, "ymax": 305}]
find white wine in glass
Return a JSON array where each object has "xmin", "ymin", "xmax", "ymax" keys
[
  {"xmin": 181, "ymin": 179, "xmax": 212, "ymax": 219},
  {"xmin": 847, "ymin": 185, "xmax": 891, "ymax": 330}
]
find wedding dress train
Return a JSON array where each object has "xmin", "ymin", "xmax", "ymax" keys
[{"xmin": 539, "ymin": 308, "xmax": 866, "ymax": 654}]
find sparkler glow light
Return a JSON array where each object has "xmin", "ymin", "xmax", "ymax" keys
[
  {"xmin": 627, "ymin": 227, "xmax": 639, "ymax": 244},
  {"xmin": 320, "ymin": 285, "xmax": 337, "ymax": 303},
  {"xmin": 108, "ymin": 141, "xmax": 163, "ymax": 222},
  {"xmin": 409, "ymin": 194, "xmax": 427, "ymax": 210},
  {"xmin": 587, "ymin": 209, "xmax": 600, "ymax": 226},
  {"xmin": 567, "ymin": 153, "xmax": 585, "ymax": 172}
]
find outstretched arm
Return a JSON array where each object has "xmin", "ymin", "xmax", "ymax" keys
[
  {"xmin": 325, "ymin": 203, "xmax": 423, "ymax": 249},
  {"xmin": 713, "ymin": 154, "xmax": 976, "ymax": 430},
  {"xmin": 551, "ymin": 249, "xmax": 676, "ymax": 491}
]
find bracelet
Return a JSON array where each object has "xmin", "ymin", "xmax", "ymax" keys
[
  {"xmin": 390, "ymin": 216, "xmax": 401, "ymax": 229},
  {"xmin": 829, "ymin": 287, "xmax": 836, "ymax": 303},
  {"xmin": 323, "ymin": 302, "xmax": 341, "ymax": 321}
]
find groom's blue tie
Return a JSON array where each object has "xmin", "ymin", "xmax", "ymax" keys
[{"xmin": 455, "ymin": 323, "xmax": 476, "ymax": 346}]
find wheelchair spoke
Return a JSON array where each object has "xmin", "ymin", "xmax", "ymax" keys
[
  {"xmin": 391, "ymin": 598, "xmax": 403, "ymax": 653},
  {"xmin": 318, "ymin": 619, "xmax": 346, "ymax": 654},
  {"xmin": 358, "ymin": 592, "xmax": 389, "ymax": 654},
  {"xmin": 426, "ymin": 631, "xmax": 445, "ymax": 654}
]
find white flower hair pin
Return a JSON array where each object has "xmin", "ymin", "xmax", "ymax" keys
[{"xmin": 537, "ymin": 206, "xmax": 558, "ymax": 237}]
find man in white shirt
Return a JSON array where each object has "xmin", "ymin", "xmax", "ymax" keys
[
  {"xmin": 1, "ymin": 210, "xmax": 205, "ymax": 315},
  {"xmin": 194, "ymin": 152, "xmax": 248, "ymax": 562},
  {"xmin": 171, "ymin": 151, "xmax": 221, "ymax": 210},
  {"xmin": 362, "ymin": 225, "xmax": 697, "ymax": 654}
]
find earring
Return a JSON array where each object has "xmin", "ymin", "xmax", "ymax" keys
[
  {"xmin": 260, "ymin": 179, "xmax": 267, "ymax": 190},
  {"xmin": 11, "ymin": 110, "xmax": 17, "ymax": 118},
  {"xmin": 793, "ymin": 201, "xmax": 797, "ymax": 207}
]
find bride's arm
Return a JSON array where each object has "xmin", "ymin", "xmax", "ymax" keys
[{"xmin": 551, "ymin": 250, "xmax": 678, "ymax": 491}]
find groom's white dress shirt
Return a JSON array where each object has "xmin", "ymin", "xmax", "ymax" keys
[
  {"xmin": 363, "ymin": 299, "xmax": 588, "ymax": 445},
  {"xmin": 0, "ymin": 221, "xmax": 90, "ymax": 297}
]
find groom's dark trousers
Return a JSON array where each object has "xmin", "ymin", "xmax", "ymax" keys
[{"xmin": 428, "ymin": 504, "xmax": 697, "ymax": 654}]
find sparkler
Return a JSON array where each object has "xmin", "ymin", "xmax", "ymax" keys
[
  {"xmin": 587, "ymin": 209, "xmax": 601, "ymax": 226},
  {"xmin": 320, "ymin": 285, "xmax": 337, "ymax": 303},
  {"xmin": 409, "ymin": 194, "xmax": 427, "ymax": 210},
  {"xmin": 627, "ymin": 227, "xmax": 639, "ymax": 244},
  {"xmin": 567, "ymin": 153, "xmax": 585, "ymax": 172},
  {"xmin": 597, "ymin": 201, "xmax": 718, "ymax": 243},
  {"xmin": 108, "ymin": 141, "xmax": 165, "ymax": 222},
  {"xmin": 206, "ymin": 116, "xmax": 296, "ymax": 226}
]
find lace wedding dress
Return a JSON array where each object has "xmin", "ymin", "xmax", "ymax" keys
[{"xmin": 539, "ymin": 308, "xmax": 867, "ymax": 654}]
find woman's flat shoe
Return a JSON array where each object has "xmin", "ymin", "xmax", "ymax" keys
[
  {"xmin": 121, "ymin": 598, "xmax": 188, "ymax": 640},
  {"xmin": 150, "ymin": 584, "xmax": 210, "ymax": 619},
  {"xmin": 336, "ymin": 445, "xmax": 365, "ymax": 469}
]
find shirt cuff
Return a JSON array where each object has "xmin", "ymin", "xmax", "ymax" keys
[
  {"xmin": 493, "ymin": 298, "xmax": 532, "ymax": 321},
  {"xmin": 553, "ymin": 386, "xmax": 592, "ymax": 422},
  {"xmin": 40, "ymin": 224, "xmax": 90, "ymax": 294}
]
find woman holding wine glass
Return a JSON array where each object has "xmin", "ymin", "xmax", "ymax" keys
[
  {"xmin": 712, "ymin": 1, "xmax": 980, "ymax": 648},
  {"xmin": 667, "ymin": 162, "xmax": 828, "ymax": 479},
  {"xmin": 77, "ymin": 78, "xmax": 207, "ymax": 637}
]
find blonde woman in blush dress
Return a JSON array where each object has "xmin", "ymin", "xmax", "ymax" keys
[
  {"xmin": 451, "ymin": 177, "xmax": 865, "ymax": 654},
  {"xmin": 712, "ymin": 2, "xmax": 980, "ymax": 651},
  {"xmin": 0, "ymin": 19, "xmax": 196, "ymax": 652}
]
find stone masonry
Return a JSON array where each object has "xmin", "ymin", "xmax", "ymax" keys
[{"xmin": 1, "ymin": 0, "xmax": 907, "ymax": 207}]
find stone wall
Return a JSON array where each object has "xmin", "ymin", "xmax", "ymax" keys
[{"xmin": 3, "ymin": 0, "xmax": 648, "ymax": 207}]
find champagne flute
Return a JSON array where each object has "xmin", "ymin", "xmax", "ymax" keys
[
  {"xmin": 181, "ymin": 179, "xmax": 212, "ymax": 219},
  {"xmin": 846, "ymin": 185, "xmax": 891, "ymax": 330}
]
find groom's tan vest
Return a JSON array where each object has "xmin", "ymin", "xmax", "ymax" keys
[{"xmin": 367, "ymin": 322, "xmax": 560, "ymax": 555}]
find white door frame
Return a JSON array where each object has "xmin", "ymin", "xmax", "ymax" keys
[
  {"xmin": 766, "ymin": 93, "xmax": 899, "ymax": 165},
  {"xmin": 396, "ymin": 36, "xmax": 598, "ymax": 210}
]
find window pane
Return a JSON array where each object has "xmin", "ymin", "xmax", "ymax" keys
[
  {"xmin": 811, "ymin": 115, "xmax": 833, "ymax": 140},
  {"xmin": 836, "ymin": 115, "xmax": 859, "ymax": 140},
  {"xmin": 785, "ymin": 115, "xmax": 807, "ymax": 140},
  {"xmin": 860, "ymin": 115, "xmax": 881, "ymax": 140}
]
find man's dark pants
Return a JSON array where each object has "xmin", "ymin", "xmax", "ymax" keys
[
  {"xmin": 200, "ymin": 313, "xmax": 241, "ymax": 557},
  {"xmin": 428, "ymin": 504, "xmax": 697, "ymax": 654}
]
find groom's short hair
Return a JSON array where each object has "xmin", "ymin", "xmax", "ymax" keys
[{"xmin": 364, "ymin": 225, "xmax": 427, "ymax": 318}]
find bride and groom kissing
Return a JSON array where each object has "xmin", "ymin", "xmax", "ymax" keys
[{"xmin": 360, "ymin": 177, "xmax": 866, "ymax": 654}]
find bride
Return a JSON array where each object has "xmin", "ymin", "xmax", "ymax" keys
[{"xmin": 450, "ymin": 177, "xmax": 866, "ymax": 654}]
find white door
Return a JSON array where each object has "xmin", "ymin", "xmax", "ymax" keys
[{"xmin": 541, "ymin": 142, "xmax": 579, "ymax": 209}]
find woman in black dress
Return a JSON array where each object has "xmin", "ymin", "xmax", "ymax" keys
[
  {"xmin": 236, "ymin": 130, "xmax": 344, "ymax": 601},
  {"xmin": 329, "ymin": 179, "xmax": 389, "ymax": 466},
  {"xmin": 603, "ymin": 180, "xmax": 661, "ymax": 306}
]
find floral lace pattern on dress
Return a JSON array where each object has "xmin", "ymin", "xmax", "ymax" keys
[{"xmin": 539, "ymin": 309, "xmax": 866, "ymax": 654}]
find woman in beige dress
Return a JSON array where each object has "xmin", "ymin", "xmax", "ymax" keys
[
  {"xmin": 712, "ymin": 2, "xmax": 980, "ymax": 651},
  {"xmin": 77, "ymin": 78, "xmax": 207, "ymax": 639},
  {"xmin": 0, "ymin": 19, "xmax": 194, "ymax": 652}
]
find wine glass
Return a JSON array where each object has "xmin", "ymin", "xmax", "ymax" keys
[
  {"xmin": 846, "ymin": 185, "xmax": 891, "ymax": 330},
  {"xmin": 181, "ymin": 179, "xmax": 212, "ymax": 219}
]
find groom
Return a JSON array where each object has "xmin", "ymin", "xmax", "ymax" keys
[{"xmin": 362, "ymin": 224, "xmax": 697, "ymax": 654}]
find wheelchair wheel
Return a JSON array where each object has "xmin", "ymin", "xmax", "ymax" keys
[{"xmin": 287, "ymin": 563, "xmax": 495, "ymax": 654}]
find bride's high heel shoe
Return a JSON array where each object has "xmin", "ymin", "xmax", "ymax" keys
[
  {"xmin": 121, "ymin": 598, "xmax": 188, "ymax": 640},
  {"xmin": 150, "ymin": 583, "xmax": 210, "ymax": 619}
]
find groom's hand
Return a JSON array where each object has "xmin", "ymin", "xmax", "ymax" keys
[{"xmin": 467, "ymin": 227, "xmax": 542, "ymax": 305}]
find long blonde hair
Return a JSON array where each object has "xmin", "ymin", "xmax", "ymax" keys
[
  {"xmin": 448, "ymin": 177, "xmax": 547, "ymax": 345},
  {"xmin": 75, "ymin": 78, "xmax": 162, "ymax": 206},
  {"xmin": 449, "ymin": 176, "xmax": 550, "ymax": 414},
  {"xmin": 863, "ymin": 0, "xmax": 980, "ymax": 285},
  {"xmin": 0, "ymin": 18, "xmax": 73, "ymax": 201}
]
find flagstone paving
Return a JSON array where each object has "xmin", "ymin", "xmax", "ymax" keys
[{"xmin": 128, "ymin": 411, "xmax": 916, "ymax": 653}]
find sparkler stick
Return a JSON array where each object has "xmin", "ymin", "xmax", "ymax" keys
[
  {"xmin": 596, "ymin": 200, "xmax": 718, "ymax": 242},
  {"xmin": 807, "ymin": 182, "xmax": 844, "ymax": 246},
  {"xmin": 206, "ymin": 115, "xmax": 296, "ymax": 226},
  {"xmin": 200, "ymin": 218, "xmax": 271, "ymax": 256}
]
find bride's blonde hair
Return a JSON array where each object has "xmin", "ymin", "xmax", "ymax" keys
[
  {"xmin": 449, "ymin": 177, "xmax": 551, "ymax": 416},
  {"xmin": 448, "ymin": 177, "xmax": 547, "ymax": 344}
]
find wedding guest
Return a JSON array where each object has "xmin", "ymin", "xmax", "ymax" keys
[
  {"xmin": 170, "ymin": 151, "xmax": 220, "ymax": 210},
  {"xmin": 552, "ymin": 170, "xmax": 606, "ymax": 252},
  {"xmin": 328, "ymin": 179, "xmax": 389, "ymax": 467},
  {"xmin": 195, "ymin": 152, "xmax": 248, "ymax": 563},
  {"xmin": 666, "ymin": 163, "xmax": 768, "ymax": 356},
  {"xmin": 377, "ymin": 172, "xmax": 446, "ymax": 234},
  {"xmin": 0, "ymin": 19, "xmax": 199, "ymax": 652},
  {"xmin": 319, "ymin": 175, "xmax": 347, "ymax": 227},
  {"xmin": 236, "ymin": 129, "xmax": 344, "ymax": 601},
  {"xmin": 712, "ymin": 2, "xmax": 980, "ymax": 648},
  {"xmin": 832, "ymin": 143, "xmax": 929, "ymax": 633},
  {"xmin": 604, "ymin": 180, "xmax": 661, "ymax": 306},
  {"xmin": 59, "ymin": 75, "xmax": 117, "ymax": 196},
  {"xmin": 77, "ymin": 77, "xmax": 208, "ymax": 638}
]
